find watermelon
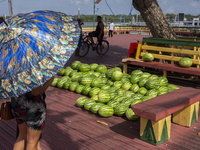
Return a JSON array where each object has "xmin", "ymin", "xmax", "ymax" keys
[
  {"xmin": 158, "ymin": 86, "xmax": 168, "ymax": 93},
  {"xmin": 107, "ymin": 100, "xmax": 121, "ymax": 108},
  {"xmin": 69, "ymin": 82, "xmax": 79, "ymax": 91},
  {"xmin": 158, "ymin": 91, "xmax": 168, "ymax": 96},
  {"xmin": 168, "ymin": 84, "xmax": 179, "ymax": 92},
  {"xmin": 64, "ymin": 68, "xmax": 73, "ymax": 76},
  {"xmin": 75, "ymin": 85, "xmax": 85, "ymax": 94},
  {"xmin": 145, "ymin": 79, "xmax": 160, "ymax": 90},
  {"xmin": 101, "ymin": 73, "xmax": 106, "ymax": 78},
  {"xmin": 95, "ymin": 65, "xmax": 107, "ymax": 73},
  {"xmin": 90, "ymin": 63, "xmax": 98, "ymax": 71},
  {"xmin": 79, "ymin": 64, "xmax": 90, "ymax": 72},
  {"xmin": 113, "ymin": 67, "xmax": 122, "ymax": 72},
  {"xmin": 138, "ymin": 77, "xmax": 149, "ymax": 87},
  {"xmin": 148, "ymin": 75, "xmax": 159, "ymax": 80},
  {"xmin": 126, "ymin": 108, "xmax": 139, "ymax": 121},
  {"xmin": 61, "ymin": 76, "xmax": 70, "ymax": 80},
  {"xmin": 65, "ymin": 66, "xmax": 72, "ymax": 70},
  {"xmin": 77, "ymin": 63, "xmax": 83, "ymax": 70},
  {"xmin": 87, "ymin": 71, "xmax": 95, "ymax": 75},
  {"xmin": 101, "ymin": 85, "xmax": 111, "ymax": 90},
  {"xmin": 81, "ymin": 77, "xmax": 93, "ymax": 86},
  {"xmin": 130, "ymin": 84, "xmax": 140, "ymax": 93},
  {"xmin": 179, "ymin": 57, "xmax": 192, "ymax": 68},
  {"xmin": 91, "ymin": 103, "xmax": 105, "ymax": 114},
  {"xmin": 58, "ymin": 68, "xmax": 65, "ymax": 76},
  {"xmin": 113, "ymin": 81, "xmax": 123, "ymax": 89},
  {"xmin": 98, "ymin": 92, "xmax": 111, "ymax": 103},
  {"xmin": 90, "ymin": 95, "xmax": 99, "ymax": 101},
  {"xmin": 117, "ymin": 89, "xmax": 126, "ymax": 95},
  {"xmin": 142, "ymin": 96, "xmax": 152, "ymax": 101},
  {"xmin": 131, "ymin": 70, "xmax": 143, "ymax": 76},
  {"xmin": 93, "ymin": 72, "xmax": 101, "ymax": 77},
  {"xmin": 107, "ymin": 80, "xmax": 114, "ymax": 86},
  {"xmin": 76, "ymin": 97, "xmax": 88, "ymax": 107},
  {"xmin": 114, "ymin": 104, "xmax": 129, "ymax": 116},
  {"xmin": 143, "ymin": 53, "xmax": 154, "ymax": 62},
  {"xmin": 84, "ymin": 100, "xmax": 96, "ymax": 111},
  {"xmin": 158, "ymin": 77, "xmax": 168, "ymax": 87},
  {"xmin": 69, "ymin": 70, "xmax": 78, "ymax": 77},
  {"xmin": 121, "ymin": 78, "xmax": 130, "ymax": 84},
  {"xmin": 91, "ymin": 78, "xmax": 103, "ymax": 88},
  {"xmin": 122, "ymin": 81, "xmax": 132, "ymax": 91},
  {"xmin": 123, "ymin": 91, "xmax": 134, "ymax": 98},
  {"xmin": 131, "ymin": 99, "xmax": 143, "ymax": 105},
  {"xmin": 89, "ymin": 87, "xmax": 101, "ymax": 97},
  {"xmin": 140, "ymin": 72, "xmax": 151, "ymax": 78},
  {"xmin": 146, "ymin": 89, "xmax": 158, "ymax": 97},
  {"xmin": 121, "ymin": 98, "xmax": 134, "ymax": 107},
  {"xmin": 122, "ymin": 73, "xmax": 129, "ymax": 78},
  {"xmin": 132, "ymin": 94, "xmax": 143, "ymax": 100},
  {"xmin": 111, "ymin": 71, "xmax": 123, "ymax": 81},
  {"xmin": 51, "ymin": 78, "xmax": 60, "ymax": 87},
  {"xmin": 71, "ymin": 61, "xmax": 81, "ymax": 70},
  {"xmin": 82, "ymin": 86, "xmax": 92, "ymax": 95},
  {"xmin": 71, "ymin": 73, "xmax": 83, "ymax": 82},
  {"xmin": 108, "ymin": 87, "xmax": 118, "ymax": 93},
  {"xmin": 113, "ymin": 96, "xmax": 126, "ymax": 102},
  {"xmin": 57, "ymin": 79, "xmax": 68, "ymax": 88},
  {"xmin": 98, "ymin": 105, "xmax": 114, "ymax": 117},
  {"xmin": 137, "ymin": 87, "xmax": 148, "ymax": 96},
  {"xmin": 130, "ymin": 74, "xmax": 141, "ymax": 84},
  {"xmin": 105, "ymin": 69, "xmax": 115, "ymax": 79},
  {"xmin": 102, "ymin": 78, "xmax": 108, "ymax": 84},
  {"xmin": 109, "ymin": 92, "xmax": 118, "ymax": 99},
  {"xmin": 63, "ymin": 82, "xmax": 71, "ymax": 90}
]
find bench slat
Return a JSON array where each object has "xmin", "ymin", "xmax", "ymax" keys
[
  {"xmin": 131, "ymin": 86, "xmax": 200, "ymax": 121},
  {"xmin": 142, "ymin": 45, "xmax": 200, "ymax": 56},
  {"xmin": 123, "ymin": 60, "xmax": 200, "ymax": 76},
  {"xmin": 143, "ymin": 37, "xmax": 200, "ymax": 47}
]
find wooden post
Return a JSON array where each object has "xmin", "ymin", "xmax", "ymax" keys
[{"xmin": 123, "ymin": 63, "xmax": 128, "ymax": 73}]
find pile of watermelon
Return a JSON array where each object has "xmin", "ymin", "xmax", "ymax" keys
[{"xmin": 52, "ymin": 61, "xmax": 179, "ymax": 120}]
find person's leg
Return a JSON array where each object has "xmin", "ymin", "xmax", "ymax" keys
[
  {"xmin": 37, "ymin": 141, "xmax": 42, "ymax": 150},
  {"xmin": 26, "ymin": 127, "xmax": 42, "ymax": 150},
  {"xmin": 16, "ymin": 125, "xmax": 19, "ymax": 140},
  {"xmin": 13, "ymin": 123, "xmax": 27, "ymax": 150},
  {"xmin": 109, "ymin": 30, "xmax": 111, "ymax": 37},
  {"xmin": 111, "ymin": 30, "xmax": 113, "ymax": 37},
  {"xmin": 98, "ymin": 35, "xmax": 103, "ymax": 57}
]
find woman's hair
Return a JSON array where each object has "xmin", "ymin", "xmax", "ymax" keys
[{"xmin": 97, "ymin": 16, "xmax": 102, "ymax": 20}]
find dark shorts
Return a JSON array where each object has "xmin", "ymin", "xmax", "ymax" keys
[
  {"xmin": 89, "ymin": 31, "xmax": 104, "ymax": 46},
  {"xmin": 11, "ymin": 92, "xmax": 46, "ymax": 130}
]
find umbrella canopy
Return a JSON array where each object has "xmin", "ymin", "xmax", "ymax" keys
[{"xmin": 0, "ymin": 10, "xmax": 80, "ymax": 98}]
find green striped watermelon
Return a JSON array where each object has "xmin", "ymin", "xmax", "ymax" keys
[
  {"xmin": 107, "ymin": 80, "xmax": 114, "ymax": 86},
  {"xmin": 179, "ymin": 57, "xmax": 192, "ymax": 68},
  {"xmin": 71, "ymin": 61, "xmax": 81, "ymax": 70},
  {"xmin": 107, "ymin": 100, "xmax": 121, "ymax": 108},
  {"xmin": 95, "ymin": 65, "xmax": 107, "ymax": 73},
  {"xmin": 91, "ymin": 103, "xmax": 105, "ymax": 114},
  {"xmin": 98, "ymin": 105, "xmax": 114, "ymax": 117},
  {"xmin": 145, "ymin": 79, "xmax": 160, "ymax": 90},
  {"xmin": 113, "ymin": 81, "xmax": 123, "ymax": 89},
  {"xmin": 140, "ymin": 72, "xmax": 151, "ymax": 78},
  {"xmin": 131, "ymin": 99, "xmax": 143, "ymax": 105},
  {"xmin": 130, "ymin": 74, "xmax": 141, "ymax": 84},
  {"xmin": 130, "ymin": 84, "xmax": 140, "ymax": 93},
  {"xmin": 117, "ymin": 89, "xmax": 126, "ymax": 95},
  {"xmin": 110, "ymin": 92, "xmax": 118, "ymax": 99},
  {"xmin": 146, "ymin": 89, "xmax": 158, "ymax": 97},
  {"xmin": 98, "ymin": 92, "xmax": 111, "ymax": 103},
  {"xmin": 138, "ymin": 77, "xmax": 149, "ymax": 87},
  {"xmin": 84, "ymin": 100, "xmax": 96, "ymax": 111},
  {"xmin": 75, "ymin": 85, "xmax": 85, "ymax": 94},
  {"xmin": 168, "ymin": 84, "xmax": 179, "ymax": 92},
  {"xmin": 125, "ymin": 108, "xmax": 139, "ymax": 121},
  {"xmin": 143, "ymin": 53, "xmax": 154, "ymax": 62},
  {"xmin": 76, "ymin": 97, "xmax": 88, "ymax": 107},
  {"xmin": 64, "ymin": 68, "xmax": 73, "ymax": 76},
  {"xmin": 148, "ymin": 75, "xmax": 159, "ymax": 80},
  {"xmin": 158, "ymin": 77, "xmax": 168, "ymax": 87},
  {"xmin": 89, "ymin": 87, "xmax": 101, "ymax": 97},
  {"xmin": 81, "ymin": 77, "xmax": 93, "ymax": 86},
  {"xmin": 114, "ymin": 104, "xmax": 129, "ymax": 116},
  {"xmin": 137, "ymin": 87, "xmax": 148, "ymax": 96},
  {"xmin": 69, "ymin": 70, "xmax": 78, "ymax": 77},
  {"xmin": 69, "ymin": 82, "xmax": 79, "ymax": 92},
  {"xmin": 51, "ymin": 78, "xmax": 61, "ymax": 87},
  {"xmin": 132, "ymin": 94, "xmax": 143, "ymax": 100},
  {"xmin": 79, "ymin": 64, "xmax": 90, "ymax": 72},
  {"xmin": 113, "ymin": 96, "xmax": 126, "ymax": 102},
  {"xmin": 101, "ymin": 85, "xmax": 111, "ymax": 90},
  {"xmin": 111, "ymin": 71, "xmax": 123, "ymax": 81},
  {"xmin": 122, "ymin": 81, "xmax": 132, "ymax": 91},
  {"xmin": 91, "ymin": 78, "xmax": 103, "ymax": 88},
  {"xmin": 90, "ymin": 63, "xmax": 98, "ymax": 71},
  {"xmin": 123, "ymin": 91, "xmax": 134, "ymax": 98},
  {"xmin": 131, "ymin": 70, "xmax": 143, "ymax": 76}
]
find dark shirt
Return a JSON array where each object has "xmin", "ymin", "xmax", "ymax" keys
[{"xmin": 96, "ymin": 21, "xmax": 104, "ymax": 35}]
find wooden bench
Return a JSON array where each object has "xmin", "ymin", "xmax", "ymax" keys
[
  {"xmin": 131, "ymin": 86, "xmax": 200, "ymax": 145},
  {"xmin": 122, "ymin": 37, "xmax": 200, "ymax": 78}
]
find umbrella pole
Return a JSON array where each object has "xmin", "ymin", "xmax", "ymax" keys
[{"xmin": 1, "ymin": 17, "xmax": 8, "ymax": 26}]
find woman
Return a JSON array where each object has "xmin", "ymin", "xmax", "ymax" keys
[{"xmin": 11, "ymin": 76, "xmax": 54, "ymax": 150}]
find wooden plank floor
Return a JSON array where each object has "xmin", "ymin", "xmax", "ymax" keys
[{"xmin": 1, "ymin": 86, "xmax": 200, "ymax": 150}]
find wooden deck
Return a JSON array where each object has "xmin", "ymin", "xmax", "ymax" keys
[{"xmin": 1, "ymin": 34, "xmax": 200, "ymax": 150}]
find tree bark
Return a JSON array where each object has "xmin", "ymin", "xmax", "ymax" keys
[{"xmin": 132, "ymin": 0, "xmax": 178, "ymax": 39}]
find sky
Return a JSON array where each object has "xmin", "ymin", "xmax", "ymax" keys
[{"xmin": 0, "ymin": 0, "xmax": 200, "ymax": 16}]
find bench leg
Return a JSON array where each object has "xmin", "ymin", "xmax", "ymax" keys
[
  {"xmin": 172, "ymin": 101, "xmax": 199, "ymax": 127},
  {"xmin": 163, "ymin": 70, "xmax": 167, "ymax": 77},
  {"xmin": 123, "ymin": 63, "xmax": 127, "ymax": 73},
  {"xmin": 140, "ymin": 115, "xmax": 171, "ymax": 145}
]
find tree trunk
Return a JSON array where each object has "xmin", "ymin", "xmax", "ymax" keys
[{"xmin": 132, "ymin": 0, "xmax": 177, "ymax": 39}]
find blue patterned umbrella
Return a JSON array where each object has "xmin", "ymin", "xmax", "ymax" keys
[{"xmin": 0, "ymin": 10, "xmax": 80, "ymax": 98}]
